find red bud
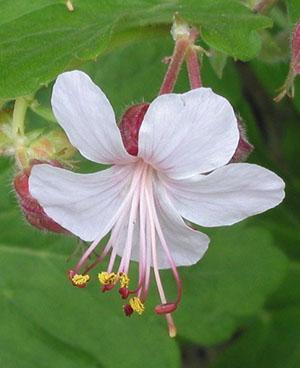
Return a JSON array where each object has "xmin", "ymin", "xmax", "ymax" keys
[
  {"xmin": 14, "ymin": 160, "xmax": 68, "ymax": 234},
  {"xmin": 230, "ymin": 117, "xmax": 253, "ymax": 163},
  {"xmin": 119, "ymin": 103, "xmax": 150, "ymax": 156}
]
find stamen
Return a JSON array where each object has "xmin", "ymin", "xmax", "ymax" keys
[
  {"xmin": 144, "ymin": 170, "xmax": 178, "ymax": 337},
  {"xmin": 147, "ymin": 173, "xmax": 183, "ymax": 307},
  {"xmin": 98, "ymin": 272, "xmax": 118, "ymax": 285},
  {"xmin": 129, "ymin": 297, "xmax": 145, "ymax": 315},
  {"xmin": 70, "ymin": 273, "xmax": 90, "ymax": 288},
  {"xmin": 118, "ymin": 272, "xmax": 130, "ymax": 299},
  {"xmin": 118, "ymin": 272, "xmax": 130, "ymax": 288},
  {"xmin": 123, "ymin": 304, "xmax": 134, "ymax": 317}
]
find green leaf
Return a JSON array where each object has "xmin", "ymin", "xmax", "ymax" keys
[
  {"xmin": 181, "ymin": 0, "xmax": 272, "ymax": 61},
  {"xmin": 286, "ymin": 0, "xmax": 300, "ymax": 24},
  {"xmin": 209, "ymin": 50, "xmax": 228, "ymax": 79},
  {"xmin": 213, "ymin": 308, "xmax": 300, "ymax": 368},
  {"xmin": 0, "ymin": 0, "xmax": 272, "ymax": 99},
  {"xmin": 267, "ymin": 262, "xmax": 300, "ymax": 309}
]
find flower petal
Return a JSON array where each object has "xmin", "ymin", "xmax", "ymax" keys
[
  {"xmin": 52, "ymin": 70, "xmax": 135, "ymax": 165},
  {"xmin": 162, "ymin": 163, "xmax": 285, "ymax": 227},
  {"xmin": 29, "ymin": 164, "xmax": 134, "ymax": 241},
  {"xmin": 138, "ymin": 88, "xmax": 239, "ymax": 178},
  {"xmin": 115, "ymin": 179, "xmax": 210, "ymax": 270}
]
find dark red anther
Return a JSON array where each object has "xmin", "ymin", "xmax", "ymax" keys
[
  {"xmin": 102, "ymin": 284, "xmax": 115, "ymax": 293},
  {"xmin": 119, "ymin": 103, "xmax": 150, "ymax": 156},
  {"xmin": 119, "ymin": 287, "xmax": 129, "ymax": 299},
  {"xmin": 14, "ymin": 160, "xmax": 68, "ymax": 234},
  {"xmin": 230, "ymin": 117, "xmax": 253, "ymax": 163},
  {"xmin": 155, "ymin": 302, "xmax": 177, "ymax": 315},
  {"xmin": 123, "ymin": 304, "xmax": 134, "ymax": 317}
]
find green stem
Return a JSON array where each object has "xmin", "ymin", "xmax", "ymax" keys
[{"xmin": 12, "ymin": 97, "xmax": 28, "ymax": 137}]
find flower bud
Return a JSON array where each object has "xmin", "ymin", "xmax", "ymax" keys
[
  {"xmin": 27, "ymin": 130, "xmax": 76, "ymax": 162},
  {"xmin": 230, "ymin": 117, "xmax": 253, "ymax": 163},
  {"xmin": 119, "ymin": 103, "xmax": 150, "ymax": 156},
  {"xmin": 14, "ymin": 160, "xmax": 68, "ymax": 234}
]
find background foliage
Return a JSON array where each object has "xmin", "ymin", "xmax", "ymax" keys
[{"xmin": 0, "ymin": 0, "xmax": 299, "ymax": 367}]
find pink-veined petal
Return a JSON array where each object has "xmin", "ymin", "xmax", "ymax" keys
[
  {"xmin": 29, "ymin": 164, "xmax": 134, "ymax": 241},
  {"xmin": 162, "ymin": 163, "xmax": 285, "ymax": 227},
  {"xmin": 52, "ymin": 70, "xmax": 136, "ymax": 165},
  {"xmin": 138, "ymin": 88, "xmax": 239, "ymax": 178}
]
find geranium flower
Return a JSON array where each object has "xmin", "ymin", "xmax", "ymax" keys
[{"xmin": 29, "ymin": 71, "xmax": 285, "ymax": 336}]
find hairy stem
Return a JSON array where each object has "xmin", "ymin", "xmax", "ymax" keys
[
  {"xmin": 186, "ymin": 47, "xmax": 202, "ymax": 89},
  {"xmin": 159, "ymin": 37, "xmax": 190, "ymax": 95}
]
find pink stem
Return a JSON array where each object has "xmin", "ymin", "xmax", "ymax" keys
[
  {"xmin": 159, "ymin": 37, "xmax": 190, "ymax": 95},
  {"xmin": 186, "ymin": 47, "xmax": 202, "ymax": 89}
]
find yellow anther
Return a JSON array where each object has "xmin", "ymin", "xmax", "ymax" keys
[
  {"xmin": 129, "ymin": 297, "xmax": 145, "ymax": 315},
  {"xmin": 98, "ymin": 272, "xmax": 118, "ymax": 285},
  {"xmin": 71, "ymin": 274, "xmax": 90, "ymax": 286},
  {"xmin": 118, "ymin": 272, "xmax": 130, "ymax": 288}
]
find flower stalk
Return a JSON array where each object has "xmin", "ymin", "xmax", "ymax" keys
[
  {"xmin": 159, "ymin": 37, "xmax": 190, "ymax": 95},
  {"xmin": 186, "ymin": 46, "xmax": 202, "ymax": 89},
  {"xmin": 12, "ymin": 97, "xmax": 27, "ymax": 137},
  {"xmin": 159, "ymin": 16, "xmax": 203, "ymax": 94}
]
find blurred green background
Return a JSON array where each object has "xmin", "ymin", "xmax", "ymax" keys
[{"xmin": 0, "ymin": 1, "xmax": 300, "ymax": 367}]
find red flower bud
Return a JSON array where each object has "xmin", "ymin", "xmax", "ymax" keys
[
  {"xmin": 230, "ymin": 117, "xmax": 253, "ymax": 163},
  {"xmin": 119, "ymin": 103, "xmax": 150, "ymax": 156},
  {"xmin": 14, "ymin": 160, "xmax": 68, "ymax": 234}
]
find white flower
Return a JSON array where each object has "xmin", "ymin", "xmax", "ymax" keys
[{"xmin": 29, "ymin": 71, "xmax": 285, "ymax": 335}]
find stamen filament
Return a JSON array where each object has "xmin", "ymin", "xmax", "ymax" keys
[{"xmin": 144, "ymin": 172, "xmax": 177, "ymax": 337}]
